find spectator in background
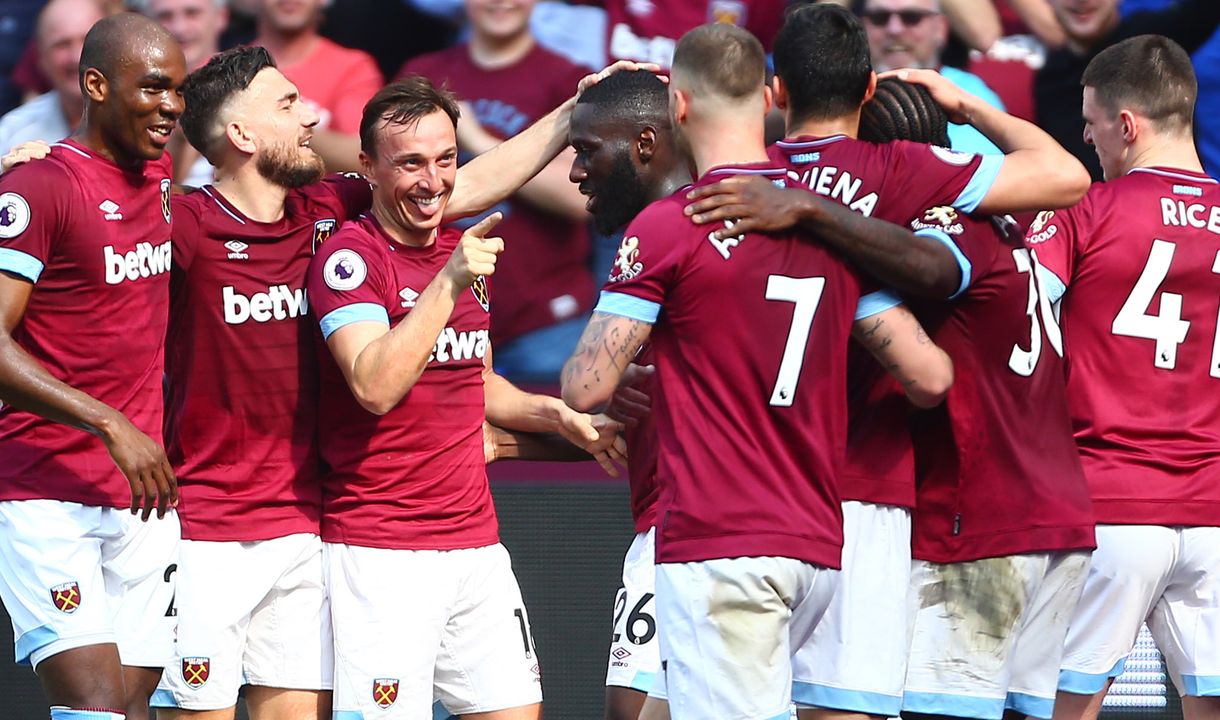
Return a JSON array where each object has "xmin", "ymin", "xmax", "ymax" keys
[
  {"xmin": 255, "ymin": 0, "xmax": 383, "ymax": 171},
  {"xmin": 0, "ymin": 0, "xmax": 104, "ymax": 156},
  {"xmin": 1036, "ymin": 0, "xmax": 1220, "ymax": 180},
  {"xmin": 402, "ymin": 0, "xmax": 594, "ymax": 383},
  {"xmin": 861, "ymin": 0, "xmax": 1005, "ymax": 154},
  {"xmin": 136, "ymin": 0, "xmax": 230, "ymax": 185},
  {"xmin": 602, "ymin": 0, "xmax": 786, "ymax": 69},
  {"xmin": 0, "ymin": 2, "xmax": 49, "ymax": 113}
]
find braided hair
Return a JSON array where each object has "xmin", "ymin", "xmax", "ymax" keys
[{"xmin": 859, "ymin": 78, "xmax": 951, "ymax": 147}]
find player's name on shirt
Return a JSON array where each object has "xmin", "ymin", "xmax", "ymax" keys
[{"xmin": 1158, "ymin": 195, "xmax": 1220, "ymax": 234}]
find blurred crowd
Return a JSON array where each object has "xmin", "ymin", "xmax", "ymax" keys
[{"xmin": 1, "ymin": 0, "xmax": 1217, "ymax": 383}]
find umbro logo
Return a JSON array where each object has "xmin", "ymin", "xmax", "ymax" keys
[
  {"xmin": 99, "ymin": 199, "xmax": 123, "ymax": 221},
  {"xmin": 400, "ymin": 287, "xmax": 419, "ymax": 308},
  {"xmin": 225, "ymin": 240, "xmax": 249, "ymax": 260}
]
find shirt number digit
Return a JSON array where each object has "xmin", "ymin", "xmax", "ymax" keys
[
  {"xmin": 1009, "ymin": 248, "xmax": 1063, "ymax": 376},
  {"xmin": 1111, "ymin": 239, "xmax": 1192, "ymax": 370},
  {"xmin": 765, "ymin": 275, "xmax": 826, "ymax": 406}
]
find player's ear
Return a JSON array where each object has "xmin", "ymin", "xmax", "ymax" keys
[
  {"xmin": 359, "ymin": 151, "xmax": 375, "ymax": 186},
  {"xmin": 82, "ymin": 67, "xmax": 107, "ymax": 104},
  {"xmin": 226, "ymin": 120, "xmax": 257, "ymax": 156},
  {"xmin": 1119, "ymin": 109, "xmax": 1139, "ymax": 143},
  {"xmin": 863, "ymin": 71, "xmax": 878, "ymax": 104},
  {"xmin": 673, "ymin": 89, "xmax": 690, "ymax": 127},
  {"xmin": 763, "ymin": 84, "xmax": 774, "ymax": 114},
  {"xmin": 771, "ymin": 75, "xmax": 788, "ymax": 111},
  {"xmin": 637, "ymin": 126, "xmax": 657, "ymax": 163}
]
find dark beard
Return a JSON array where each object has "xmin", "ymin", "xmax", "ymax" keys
[
  {"xmin": 256, "ymin": 141, "xmax": 326, "ymax": 189},
  {"xmin": 591, "ymin": 152, "xmax": 650, "ymax": 235}
]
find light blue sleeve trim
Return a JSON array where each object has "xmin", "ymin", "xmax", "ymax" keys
[
  {"xmin": 0, "ymin": 247, "xmax": 44, "ymax": 283},
  {"xmin": 1036, "ymin": 264, "xmax": 1067, "ymax": 305},
  {"xmin": 333, "ymin": 711, "xmax": 366, "ymax": 720},
  {"xmin": 1183, "ymin": 674, "xmax": 1220, "ymax": 696},
  {"xmin": 854, "ymin": 288, "xmax": 902, "ymax": 321},
  {"xmin": 903, "ymin": 690, "xmax": 1006, "ymax": 719},
  {"xmin": 793, "ymin": 680, "xmax": 904, "ymax": 716},
  {"xmin": 916, "ymin": 227, "xmax": 972, "ymax": 298},
  {"xmin": 13, "ymin": 624, "xmax": 57, "ymax": 665},
  {"xmin": 1058, "ymin": 657, "xmax": 1127, "ymax": 695},
  {"xmin": 1006, "ymin": 691, "xmax": 1055, "ymax": 719},
  {"xmin": 953, "ymin": 154, "xmax": 1004, "ymax": 214},
  {"xmin": 319, "ymin": 303, "xmax": 389, "ymax": 340},
  {"xmin": 595, "ymin": 291, "xmax": 660, "ymax": 324}
]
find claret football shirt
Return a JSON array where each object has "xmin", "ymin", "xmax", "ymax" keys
[
  {"xmin": 597, "ymin": 164, "xmax": 899, "ymax": 568},
  {"xmin": 906, "ymin": 208, "xmax": 1094, "ymax": 563},
  {"xmin": 769, "ymin": 134, "xmax": 1002, "ymax": 508},
  {"xmin": 306, "ymin": 216, "xmax": 498, "ymax": 550},
  {"xmin": 0, "ymin": 139, "xmax": 172, "ymax": 507},
  {"xmin": 1031, "ymin": 167, "xmax": 1220, "ymax": 526},
  {"xmin": 165, "ymin": 174, "xmax": 370, "ymax": 541}
]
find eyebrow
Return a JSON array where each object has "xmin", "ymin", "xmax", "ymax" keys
[
  {"xmin": 140, "ymin": 72, "xmax": 175, "ymax": 86},
  {"xmin": 278, "ymin": 91, "xmax": 299, "ymax": 104}
]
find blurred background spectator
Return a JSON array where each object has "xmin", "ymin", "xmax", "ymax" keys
[
  {"xmin": 0, "ymin": 1, "xmax": 46, "ymax": 115},
  {"xmin": 403, "ymin": 0, "xmax": 594, "ymax": 383},
  {"xmin": 1035, "ymin": 0, "xmax": 1220, "ymax": 180},
  {"xmin": 860, "ymin": 0, "xmax": 1005, "ymax": 154},
  {"xmin": 255, "ymin": 0, "xmax": 383, "ymax": 171},
  {"xmin": 0, "ymin": 0, "xmax": 103, "ymax": 155}
]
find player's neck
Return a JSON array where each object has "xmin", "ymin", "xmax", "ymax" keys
[
  {"xmin": 371, "ymin": 198, "xmax": 435, "ymax": 248},
  {"xmin": 75, "ymin": 119, "xmax": 144, "ymax": 173},
  {"xmin": 651, "ymin": 168, "xmax": 693, "ymax": 203},
  {"xmin": 60, "ymin": 92, "xmax": 83, "ymax": 133},
  {"xmin": 211, "ymin": 167, "xmax": 290, "ymax": 223},
  {"xmin": 688, "ymin": 122, "xmax": 769, "ymax": 178},
  {"xmin": 1126, "ymin": 138, "xmax": 1206, "ymax": 177},
  {"xmin": 468, "ymin": 29, "xmax": 534, "ymax": 70},
  {"xmin": 786, "ymin": 112, "xmax": 860, "ymax": 142},
  {"xmin": 257, "ymin": 26, "xmax": 318, "ymax": 67}
]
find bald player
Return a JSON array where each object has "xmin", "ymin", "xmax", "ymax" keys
[{"xmin": 0, "ymin": 14, "xmax": 185, "ymax": 720}]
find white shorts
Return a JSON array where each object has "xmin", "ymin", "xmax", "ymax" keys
[
  {"xmin": 151, "ymin": 533, "xmax": 331, "ymax": 710},
  {"xmin": 1059, "ymin": 525, "xmax": 1220, "ymax": 697},
  {"xmin": 0, "ymin": 499, "xmax": 179, "ymax": 669},
  {"xmin": 327, "ymin": 542, "xmax": 542, "ymax": 718},
  {"xmin": 656, "ymin": 556, "xmax": 837, "ymax": 720},
  {"xmin": 904, "ymin": 551, "xmax": 1091, "ymax": 720},
  {"xmin": 792, "ymin": 501, "xmax": 911, "ymax": 716},
  {"xmin": 606, "ymin": 527, "xmax": 660, "ymax": 695}
]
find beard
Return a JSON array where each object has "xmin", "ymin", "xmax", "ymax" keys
[
  {"xmin": 256, "ymin": 139, "xmax": 326, "ymax": 189},
  {"xmin": 591, "ymin": 152, "xmax": 651, "ymax": 235}
]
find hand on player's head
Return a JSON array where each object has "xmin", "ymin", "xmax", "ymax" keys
[
  {"xmin": 878, "ymin": 68, "xmax": 972, "ymax": 125},
  {"xmin": 577, "ymin": 60, "xmax": 667, "ymax": 96},
  {"xmin": 0, "ymin": 141, "xmax": 52, "ymax": 173},
  {"xmin": 445, "ymin": 212, "xmax": 505, "ymax": 289}
]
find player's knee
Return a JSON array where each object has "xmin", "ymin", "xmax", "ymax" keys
[{"xmin": 36, "ymin": 647, "xmax": 127, "ymax": 711}]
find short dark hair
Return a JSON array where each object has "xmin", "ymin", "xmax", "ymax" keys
[
  {"xmin": 360, "ymin": 76, "xmax": 461, "ymax": 155},
  {"xmin": 859, "ymin": 78, "xmax": 949, "ymax": 146},
  {"xmin": 576, "ymin": 69, "xmax": 669, "ymax": 127},
  {"xmin": 1082, "ymin": 34, "xmax": 1196, "ymax": 135},
  {"xmin": 671, "ymin": 24, "xmax": 766, "ymax": 101},
  {"xmin": 180, "ymin": 46, "xmax": 276, "ymax": 164},
  {"xmin": 773, "ymin": 3, "xmax": 872, "ymax": 124},
  {"xmin": 79, "ymin": 13, "xmax": 176, "ymax": 86}
]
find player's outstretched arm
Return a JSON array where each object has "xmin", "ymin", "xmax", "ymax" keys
[
  {"xmin": 482, "ymin": 346, "xmax": 627, "ymax": 475},
  {"xmin": 0, "ymin": 273, "xmax": 177, "ymax": 519},
  {"xmin": 853, "ymin": 303, "xmax": 953, "ymax": 408},
  {"xmin": 562, "ymin": 311, "xmax": 653, "ymax": 413},
  {"xmin": 445, "ymin": 60, "xmax": 661, "ymax": 221},
  {"xmin": 325, "ymin": 214, "xmax": 503, "ymax": 415},
  {"xmin": 686, "ymin": 176, "xmax": 962, "ymax": 299},
  {"xmin": 885, "ymin": 68, "xmax": 1090, "ymax": 214}
]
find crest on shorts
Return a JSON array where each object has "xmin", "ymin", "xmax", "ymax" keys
[
  {"xmin": 182, "ymin": 657, "xmax": 210, "ymax": 688},
  {"xmin": 471, "ymin": 276, "xmax": 490, "ymax": 312},
  {"xmin": 161, "ymin": 179, "xmax": 172, "ymax": 224},
  {"xmin": 372, "ymin": 678, "xmax": 399, "ymax": 708},
  {"xmin": 312, "ymin": 218, "xmax": 337, "ymax": 253},
  {"xmin": 49, "ymin": 581, "xmax": 80, "ymax": 614}
]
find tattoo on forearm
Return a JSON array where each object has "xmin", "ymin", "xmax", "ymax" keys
[{"xmin": 563, "ymin": 314, "xmax": 647, "ymax": 392}]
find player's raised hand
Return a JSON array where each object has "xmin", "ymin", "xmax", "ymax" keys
[
  {"xmin": 879, "ymin": 69, "xmax": 975, "ymax": 125},
  {"xmin": 100, "ymin": 412, "xmax": 178, "ymax": 521},
  {"xmin": 607, "ymin": 363, "xmax": 654, "ymax": 428},
  {"xmin": 1, "ymin": 140, "xmax": 51, "ymax": 173},
  {"xmin": 444, "ymin": 212, "xmax": 504, "ymax": 289},
  {"xmin": 685, "ymin": 175, "xmax": 814, "ymax": 239}
]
